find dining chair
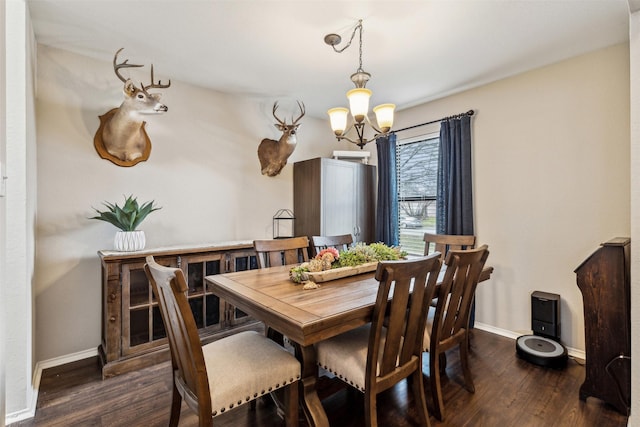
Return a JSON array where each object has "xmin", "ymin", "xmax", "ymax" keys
[
  {"xmin": 253, "ymin": 236, "xmax": 310, "ymax": 268},
  {"xmin": 423, "ymin": 233, "xmax": 477, "ymax": 308},
  {"xmin": 316, "ymin": 254, "xmax": 443, "ymax": 427},
  {"xmin": 310, "ymin": 234, "xmax": 353, "ymax": 256},
  {"xmin": 423, "ymin": 232, "xmax": 476, "ymax": 260},
  {"xmin": 423, "ymin": 244, "xmax": 490, "ymax": 421},
  {"xmin": 144, "ymin": 256, "xmax": 301, "ymax": 427}
]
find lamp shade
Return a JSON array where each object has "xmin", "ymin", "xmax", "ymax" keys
[
  {"xmin": 347, "ymin": 88, "xmax": 372, "ymax": 122},
  {"xmin": 373, "ymin": 103, "xmax": 396, "ymax": 132},
  {"xmin": 328, "ymin": 107, "xmax": 349, "ymax": 135}
]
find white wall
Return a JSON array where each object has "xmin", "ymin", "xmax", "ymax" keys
[
  {"xmin": 3, "ymin": 1, "xmax": 38, "ymax": 423},
  {"xmin": 33, "ymin": 45, "xmax": 347, "ymax": 363},
  {"xmin": 393, "ymin": 44, "xmax": 630, "ymax": 352}
]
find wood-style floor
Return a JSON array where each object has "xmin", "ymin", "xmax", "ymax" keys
[{"xmin": 10, "ymin": 329, "xmax": 628, "ymax": 427}]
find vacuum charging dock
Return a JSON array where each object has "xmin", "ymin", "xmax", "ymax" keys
[{"xmin": 516, "ymin": 291, "xmax": 568, "ymax": 369}]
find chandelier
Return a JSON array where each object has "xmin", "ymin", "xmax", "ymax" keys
[{"xmin": 324, "ymin": 19, "xmax": 395, "ymax": 149}]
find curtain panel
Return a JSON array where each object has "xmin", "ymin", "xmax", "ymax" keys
[
  {"xmin": 375, "ymin": 133, "xmax": 399, "ymax": 246},
  {"xmin": 436, "ymin": 115, "xmax": 474, "ymax": 235},
  {"xmin": 437, "ymin": 115, "xmax": 476, "ymax": 326}
]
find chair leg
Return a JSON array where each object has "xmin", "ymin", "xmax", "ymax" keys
[
  {"xmin": 430, "ymin": 351, "xmax": 446, "ymax": 421},
  {"xmin": 284, "ymin": 382, "xmax": 299, "ymax": 427},
  {"xmin": 411, "ymin": 369, "xmax": 431, "ymax": 427},
  {"xmin": 169, "ymin": 381, "xmax": 182, "ymax": 427},
  {"xmin": 460, "ymin": 333, "xmax": 475, "ymax": 393},
  {"xmin": 364, "ymin": 391, "xmax": 378, "ymax": 427}
]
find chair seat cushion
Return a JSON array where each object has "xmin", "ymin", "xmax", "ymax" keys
[
  {"xmin": 316, "ymin": 324, "xmax": 389, "ymax": 392},
  {"xmin": 203, "ymin": 330, "xmax": 300, "ymax": 416}
]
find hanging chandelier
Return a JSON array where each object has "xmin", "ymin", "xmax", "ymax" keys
[{"xmin": 324, "ymin": 19, "xmax": 395, "ymax": 149}]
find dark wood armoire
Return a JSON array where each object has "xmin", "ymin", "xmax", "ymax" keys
[{"xmin": 575, "ymin": 237, "xmax": 630, "ymax": 415}]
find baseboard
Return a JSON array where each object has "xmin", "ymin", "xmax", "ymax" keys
[
  {"xmin": 5, "ymin": 347, "xmax": 98, "ymax": 425},
  {"xmin": 474, "ymin": 322, "xmax": 586, "ymax": 360}
]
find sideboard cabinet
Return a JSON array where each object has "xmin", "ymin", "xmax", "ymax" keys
[{"xmin": 98, "ymin": 241, "xmax": 259, "ymax": 378}]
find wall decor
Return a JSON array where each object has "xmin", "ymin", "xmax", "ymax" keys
[
  {"xmin": 94, "ymin": 48, "xmax": 171, "ymax": 167},
  {"xmin": 257, "ymin": 101, "xmax": 305, "ymax": 177}
]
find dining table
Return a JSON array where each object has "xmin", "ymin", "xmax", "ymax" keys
[{"xmin": 205, "ymin": 262, "xmax": 493, "ymax": 427}]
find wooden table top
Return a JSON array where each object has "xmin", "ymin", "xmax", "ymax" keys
[{"xmin": 206, "ymin": 264, "xmax": 493, "ymax": 347}]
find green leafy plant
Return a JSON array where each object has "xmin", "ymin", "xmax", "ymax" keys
[
  {"xmin": 333, "ymin": 242, "xmax": 408, "ymax": 268},
  {"xmin": 90, "ymin": 195, "xmax": 161, "ymax": 232}
]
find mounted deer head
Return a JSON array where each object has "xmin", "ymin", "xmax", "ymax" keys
[
  {"xmin": 94, "ymin": 48, "xmax": 171, "ymax": 167},
  {"xmin": 257, "ymin": 101, "xmax": 305, "ymax": 177}
]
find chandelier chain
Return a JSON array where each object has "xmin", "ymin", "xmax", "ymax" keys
[
  {"xmin": 331, "ymin": 19, "xmax": 365, "ymax": 72},
  {"xmin": 358, "ymin": 21, "xmax": 363, "ymax": 72}
]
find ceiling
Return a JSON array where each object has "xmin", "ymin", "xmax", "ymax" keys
[{"xmin": 27, "ymin": 1, "xmax": 630, "ymax": 119}]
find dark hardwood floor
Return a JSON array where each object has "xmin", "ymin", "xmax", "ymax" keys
[{"xmin": 10, "ymin": 330, "xmax": 628, "ymax": 427}]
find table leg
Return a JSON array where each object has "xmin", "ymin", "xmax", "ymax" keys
[{"xmin": 294, "ymin": 343, "xmax": 329, "ymax": 427}]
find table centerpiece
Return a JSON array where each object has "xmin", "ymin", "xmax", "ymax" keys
[{"xmin": 289, "ymin": 242, "xmax": 407, "ymax": 288}]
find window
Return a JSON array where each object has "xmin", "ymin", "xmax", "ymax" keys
[{"xmin": 397, "ymin": 134, "xmax": 439, "ymax": 255}]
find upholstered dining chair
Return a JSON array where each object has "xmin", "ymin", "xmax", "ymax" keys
[
  {"xmin": 253, "ymin": 236, "xmax": 310, "ymax": 268},
  {"xmin": 144, "ymin": 256, "xmax": 301, "ymax": 427},
  {"xmin": 423, "ymin": 232, "xmax": 476, "ymax": 260},
  {"xmin": 310, "ymin": 234, "xmax": 353, "ymax": 256},
  {"xmin": 316, "ymin": 254, "xmax": 443, "ymax": 427},
  {"xmin": 423, "ymin": 245, "xmax": 490, "ymax": 421}
]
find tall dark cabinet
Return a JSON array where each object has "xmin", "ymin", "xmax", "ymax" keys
[
  {"xmin": 575, "ymin": 237, "xmax": 630, "ymax": 415},
  {"xmin": 293, "ymin": 157, "xmax": 376, "ymax": 244}
]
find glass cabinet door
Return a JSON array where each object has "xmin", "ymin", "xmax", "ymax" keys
[
  {"xmin": 121, "ymin": 257, "xmax": 177, "ymax": 356},
  {"xmin": 225, "ymin": 250, "xmax": 259, "ymax": 325},
  {"xmin": 181, "ymin": 253, "xmax": 225, "ymax": 331}
]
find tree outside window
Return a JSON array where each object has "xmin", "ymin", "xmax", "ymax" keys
[{"xmin": 397, "ymin": 135, "xmax": 439, "ymax": 255}]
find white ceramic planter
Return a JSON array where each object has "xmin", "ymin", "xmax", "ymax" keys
[{"xmin": 114, "ymin": 230, "xmax": 146, "ymax": 252}]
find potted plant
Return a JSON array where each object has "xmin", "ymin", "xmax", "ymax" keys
[{"xmin": 90, "ymin": 195, "xmax": 161, "ymax": 251}]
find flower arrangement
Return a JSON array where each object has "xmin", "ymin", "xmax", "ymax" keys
[{"xmin": 289, "ymin": 242, "xmax": 407, "ymax": 284}]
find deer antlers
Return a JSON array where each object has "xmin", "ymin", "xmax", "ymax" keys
[
  {"xmin": 272, "ymin": 100, "xmax": 305, "ymax": 126},
  {"xmin": 113, "ymin": 47, "xmax": 171, "ymax": 92}
]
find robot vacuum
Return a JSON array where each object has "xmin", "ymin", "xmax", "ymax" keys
[
  {"xmin": 516, "ymin": 334, "xmax": 568, "ymax": 369},
  {"xmin": 515, "ymin": 291, "xmax": 568, "ymax": 369}
]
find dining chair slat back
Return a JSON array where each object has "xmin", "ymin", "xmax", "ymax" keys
[
  {"xmin": 144, "ymin": 256, "xmax": 301, "ymax": 427},
  {"xmin": 423, "ymin": 233, "xmax": 476, "ymax": 261},
  {"xmin": 253, "ymin": 236, "xmax": 310, "ymax": 268},
  {"xmin": 310, "ymin": 234, "xmax": 353, "ymax": 256},
  {"xmin": 424, "ymin": 244, "xmax": 490, "ymax": 421},
  {"xmin": 316, "ymin": 253, "xmax": 443, "ymax": 427}
]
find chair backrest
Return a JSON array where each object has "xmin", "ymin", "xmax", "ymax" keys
[
  {"xmin": 310, "ymin": 234, "xmax": 353, "ymax": 256},
  {"xmin": 144, "ymin": 256, "xmax": 211, "ymax": 417},
  {"xmin": 366, "ymin": 254, "xmax": 442, "ymax": 391},
  {"xmin": 430, "ymin": 245, "xmax": 489, "ymax": 352},
  {"xmin": 253, "ymin": 236, "xmax": 310, "ymax": 268},
  {"xmin": 423, "ymin": 233, "xmax": 476, "ymax": 260}
]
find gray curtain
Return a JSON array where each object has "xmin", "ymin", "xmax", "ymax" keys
[
  {"xmin": 436, "ymin": 115, "xmax": 476, "ymax": 325},
  {"xmin": 436, "ymin": 115, "xmax": 474, "ymax": 235},
  {"xmin": 375, "ymin": 133, "xmax": 399, "ymax": 246}
]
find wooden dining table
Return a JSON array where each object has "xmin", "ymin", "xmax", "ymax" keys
[{"xmin": 205, "ymin": 263, "xmax": 493, "ymax": 427}]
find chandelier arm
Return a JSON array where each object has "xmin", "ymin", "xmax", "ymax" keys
[
  {"xmin": 335, "ymin": 134, "xmax": 373, "ymax": 148},
  {"xmin": 363, "ymin": 114, "xmax": 383, "ymax": 134}
]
